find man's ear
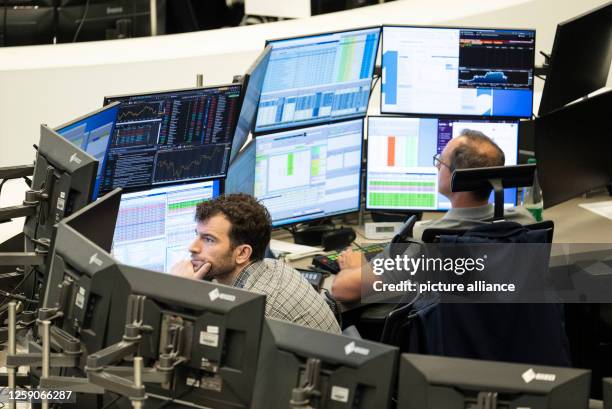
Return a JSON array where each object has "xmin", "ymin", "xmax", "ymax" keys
[{"xmin": 234, "ymin": 244, "xmax": 253, "ymax": 265}]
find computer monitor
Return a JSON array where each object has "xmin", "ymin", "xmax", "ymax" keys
[
  {"xmin": 225, "ymin": 139, "xmax": 255, "ymax": 195},
  {"xmin": 111, "ymin": 179, "xmax": 221, "ymax": 273},
  {"xmin": 55, "ymin": 102, "xmax": 120, "ymax": 199},
  {"xmin": 56, "ymin": 0, "xmax": 154, "ymax": 43},
  {"xmin": 253, "ymin": 318, "xmax": 398, "ymax": 409},
  {"xmin": 381, "ymin": 25, "xmax": 536, "ymax": 118},
  {"xmin": 230, "ymin": 45, "xmax": 272, "ymax": 164},
  {"xmin": 366, "ymin": 116, "xmax": 519, "ymax": 212},
  {"xmin": 23, "ymin": 125, "xmax": 99, "ymax": 259},
  {"xmin": 255, "ymin": 118, "xmax": 364, "ymax": 227},
  {"xmin": 0, "ymin": 5, "xmax": 55, "ymax": 46},
  {"xmin": 538, "ymin": 3, "xmax": 612, "ymax": 116},
  {"xmin": 41, "ymin": 188, "xmax": 130, "ymax": 354},
  {"xmin": 535, "ymin": 89, "xmax": 612, "ymax": 208},
  {"xmin": 398, "ymin": 353, "xmax": 590, "ymax": 409},
  {"xmin": 118, "ymin": 264, "xmax": 267, "ymax": 409},
  {"xmin": 255, "ymin": 26, "xmax": 381, "ymax": 133},
  {"xmin": 102, "ymin": 84, "xmax": 242, "ymax": 195}
]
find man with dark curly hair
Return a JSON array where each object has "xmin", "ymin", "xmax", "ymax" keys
[{"xmin": 171, "ymin": 193, "xmax": 341, "ymax": 334}]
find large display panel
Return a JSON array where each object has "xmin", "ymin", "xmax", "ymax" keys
[
  {"xmin": 111, "ymin": 180, "xmax": 221, "ymax": 273},
  {"xmin": 102, "ymin": 84, "xmax": 242, "ymax": 194},
  {"xmin": 381, "ymin": 25, "xmax": 535, "ymax": 118},
  {"xmin": 255, "ymin": 119, "xmax": 364, "ymax": 227},
  {"xmin": 255, "ymin": 27, "xmax": 381, "ymax": 133},
  {"xmin": 366, "ymin": 116, "xmax": 519, "ymax": 211}
]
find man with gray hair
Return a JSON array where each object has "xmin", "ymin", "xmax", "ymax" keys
[{"xmin": 332, "ymin": 130, "xmax": 535, "ymax": 302}]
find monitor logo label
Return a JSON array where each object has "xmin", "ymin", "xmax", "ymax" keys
[
  {"xmin": 69, "ymin": 153, "xmax": 82, "ymax": 165},
  {"xmin": 344, "ymin": 341, "xmax": 370, "ymax": 356},
  {"xmin": 89, "ymin": 253, "xmax": 103, "ymax": 267},
  {"xmin": 208, "ymin": 288, "xmax": 236, "ymax": 302},
  {"xmin": 75, "ymin": 287, "xmax": 86, "ymax": 309},
  {"xmin": 522, "ymin": 368, "xmax": 556, "ymax": 384}
]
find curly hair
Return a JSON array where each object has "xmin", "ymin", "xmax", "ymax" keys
[{"xmin": 195, "ymin": 193, "xmax": 272, "ymax": 261}]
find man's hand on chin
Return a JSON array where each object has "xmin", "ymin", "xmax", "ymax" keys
[{"xmin": 170, "ymin": 259, "xmax": 211, "ymax": 280}]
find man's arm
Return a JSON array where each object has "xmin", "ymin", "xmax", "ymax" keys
[{"xmin": 331, "ymin": 249, "xmax": 376, "ymax": 303}]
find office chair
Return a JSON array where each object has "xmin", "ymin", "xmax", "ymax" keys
[{"xmin": 377, "ymin": 165, "xmax": 570, "ymax": 366}]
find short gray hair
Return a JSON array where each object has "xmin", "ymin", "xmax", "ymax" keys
[{"xmin": 449, "ymin": 129, "xmax": 505, "ymax": 200}]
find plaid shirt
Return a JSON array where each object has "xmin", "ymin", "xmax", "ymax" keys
[{"xmin": 232, "ymin": 259, "xmax": 341, "ymax": 334}]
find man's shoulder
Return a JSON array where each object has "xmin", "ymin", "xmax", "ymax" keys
[{"xmin": 413, "ymin": 206, "xmax": 536, "ymax": 239}]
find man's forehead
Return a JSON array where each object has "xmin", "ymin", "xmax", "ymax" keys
[{"xmin": 196, "ymin": 214, "xmax": 231, "ymax": 235}]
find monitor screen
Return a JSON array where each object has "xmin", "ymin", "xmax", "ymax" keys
[
  {"xmin": 538, "ymin": 3, "xmax": 612, "ymax": 116},
  {"xmin": 255, "ymin": 27, "xmax": 381, "ymax": 133},
  {"xmin": 101, "ymin": 84, "xmax": 242, "ymax": 194},
  {"xmin": 366, "ymin": 116, "xmax": 518, "ymax": 211},
  {"xmin": 55, "ymin": 103, "xmax": 120, "ymax": 199},
  {"xmin": 111, "ymin": 179, "xmax": 221, "ymax": 273},
  {"xmin": 381, "ymin": 25, "xmax": 535, "ymax": 118},
  {"xmin": 225, "ymin": 140, "xmax": 256, "ymax": 195},
  {"xmin": 230, "ymin": 45, "xmax": 272, "ymax": 164},
  {"xmin": 255, "ymin": 119, "xmax": 364, "ymax": 227}
]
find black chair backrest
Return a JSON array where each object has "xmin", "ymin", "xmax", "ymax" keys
[{"xmin": 421, "ymin": 220, "xmax": 554, "ymax": 244}]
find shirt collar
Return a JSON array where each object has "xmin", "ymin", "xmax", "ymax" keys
[
  {"xmin": 443, "ymin": 203, "xmax": 494, "ymax": 220},
  {"xmin": 232, "ymin": 260, "xmax": 260, "ymax": 288}
]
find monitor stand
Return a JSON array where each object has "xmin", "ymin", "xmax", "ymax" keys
[
  {"xmin": 370, "ymin": 211, "xmax": 422, "ymax": 223},
  {"xmin": 291, "ymin": 219, "xmax": 356, "ymax": 251}
]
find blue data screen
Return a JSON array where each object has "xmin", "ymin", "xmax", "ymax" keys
[{"xmin": 55, "ymin": 104, "xmax": 119, "ymax": 198}]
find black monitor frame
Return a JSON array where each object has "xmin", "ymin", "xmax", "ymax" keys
[
  {"xmin": 41, "ymin": 188, "xmax": 129, "ymax": 355},
  {"xmin": 118, "ymin": 264, "xmax": 267, "ymax": 409},
  {"xmin": 229, "ymin": 45, "xmax": 272, "ymax": 164},
  {"xmin": 398, "ymin": 353, "xmax": 591, "ymax": 409},
  {"xmin": 535, "ymin": 89, "xmax": 612, "ymax": 208},
  {"xmin": 537, "ymin": 2, "xmax": 612, "ymax": 116},
  {"xmin": 380, "ymin": 24, "xmax": 537, "ymax": 120},
  {"xmin": 254, "ymin": 318, "xmax": 398, "ymax": 409},
  {"xmin": 254, "ymin": 25, "xmax": 382, "ymax": 136},
  {"xmin": 254, "ymin": 117, "xmax": 365, "ymax": 228}
]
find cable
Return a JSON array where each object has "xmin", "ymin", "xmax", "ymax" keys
[
  {"xmin": 72, "ymin": 0, "xmax": 91, "ymax": 43},
  {"xmin": 370, "ymin": 74, "xmax": 381, "ymax": 93}
]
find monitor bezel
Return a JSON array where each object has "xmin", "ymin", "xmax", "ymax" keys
[
  {"xmin": 254, "ymin": 26, "xmax": 382, "ymax": 135},
  {"xmin": 380, "ymin": 24, "xmax": 537, "ymax": 120},
  {"xmin": 254, "ymin": 117, "xmax": 365, "ymax": 228},
  {"xmin": 230, "ymin": 45, "xmax": 273, "ymax": 164},
  {"xmin": 54, "ymin": 101, "xmax": 121, "ymax": 133},
  {"xmin": 101, "ymin": 83, "xmax": 244, "ymax": 194},
  {"xmin": 364, "ymin": 114, "xmax": 520, "ymax": 213},
  {"xmin": 537, "ymin": 2, "xmax": 612, "ymax": 116}
]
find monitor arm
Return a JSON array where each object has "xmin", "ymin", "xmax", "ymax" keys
[
  {"xmin": 0, "ymin": 165, "xmax": 54, "ymax": 267},
  {"xmin": 290, "ymin": 358, "xmax": 322, "ymax": 409},
  {"xmin": 84, "ymin": 295, "xmax": 187, "ymax": 404}
]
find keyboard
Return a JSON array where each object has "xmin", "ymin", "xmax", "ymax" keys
[{"xmin": 312, "ymin": 243, "xmax": 388, "ymax": 274}]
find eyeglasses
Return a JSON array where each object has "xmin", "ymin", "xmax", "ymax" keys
[{"xmin": 433, "ymin": 153, "xmax": 451, "ymax": 170}]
